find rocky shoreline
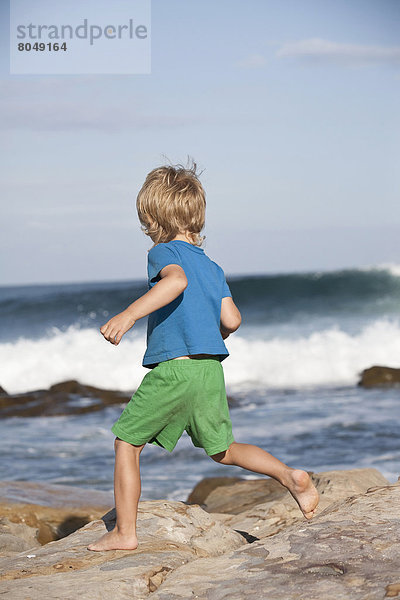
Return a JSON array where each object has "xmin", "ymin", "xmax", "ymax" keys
[
  {"xmin": 1, "ymin": 364, "xmax": 399, "ymax": 419},
  {"xmin": 0, "ymin": 468, "xmax": 399, "ymax": 598},
  {"xmin": 0, "ymin": 380, "xmax": 131, "ymax": 418},
  {"xmin": 0, "ymin": 379, "xmax": 239, "ymax": 418}
]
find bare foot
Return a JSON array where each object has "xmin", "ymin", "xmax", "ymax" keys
[
  {"xmin": 87, "ymin": 527, "xmax": 138, "ymax": 552},
  {"xmin": 285, "ymin": 469, "xmax": 319, "ymax": 520}
]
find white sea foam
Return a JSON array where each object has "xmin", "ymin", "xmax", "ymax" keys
[
  {"xmin": 358, "ymin": 262, "xmax": 400, "ymax": 277},
  {"xmin": 0, "ymin": 325, "xmax": 148, "ymax": 394},
  {"xmin": 1, "ymin": 318, "xmax": 400, "ymax": 394},
  {"xmin": 225, "ymin": 317, "xmax": 400, "ymax": 391}
]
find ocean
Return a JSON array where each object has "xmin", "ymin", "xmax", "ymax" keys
[{"xmin": 1, "ymin": 263, "xmax": 400, "ymax": 501}]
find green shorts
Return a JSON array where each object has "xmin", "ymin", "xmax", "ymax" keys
[{"xmin": 111, "ymin": 357, "xmax": 235, "ymax": 456}]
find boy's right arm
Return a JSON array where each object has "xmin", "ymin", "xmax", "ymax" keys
[
  {"xmin": 220, "ymin": 296, "xmax": 241, "ymax": 339},
  {"xmin": 100, "ymin": 264, "xmax": 187, "ymax": 345}
]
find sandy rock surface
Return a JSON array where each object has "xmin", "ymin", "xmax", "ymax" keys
[
  {"xmin": 187, "ymin": 476, "xmax": 243, "ymax": 505},
  {"xmin": 0, "ymin": 468, "xmax": 398, "ymax": 599},
  {"xmin": 152, "ymin": 480, "xmax": 400, "ymax": 600},
  {"xmin": 0, "ymin": 500, "xmax": 244, "ymax": 599},
  {"xmin": 0, "ymin": 517, "xmax": 40, "ymax": 556},
  {"xmin": 204, "ymin": 468, "xmax": 390, "ymax": 539},
  {"xmin": 0, "ymin": 481, "xmax": 114, "ymax": 546}
]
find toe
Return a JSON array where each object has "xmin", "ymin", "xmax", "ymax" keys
[{"xmin": 87, "ymin": 544, "xmax": 99, "ymax": 551}]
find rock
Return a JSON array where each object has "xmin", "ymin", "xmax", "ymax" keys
[
  {"xmin": 102, "ymin": 501, "xmax": 244, "ymax": 557},
  {"xmin": 0, "ymin": 469, "xmax": 396, "ymax": 599},
  {"xmin": 0, "ymin": 518, "xmax": 40, "ymax": 556},
  {"xmin": 204, "ymin": 468, "xmax": 390, "ymax": 539},
  {"xmin": 0, "ymin": 500, "xmax": 244, "ymax": 599},
  {"xmin": 200, "ymin": 476, "xmax": 288, "ymax": 515},
  {"xmin": 0, "ymin": 481, "xmax": 113, "ymax": 545},
  {"xmin": 0, "ymin": 379, "xmax": 131, "ymax": 417},
  {"xmin": 0, "ymin": 380, "xmax": 238, "ymax": 418},
  {"xmin": 0, "ymin": 502, "xmax": 111, "ymax": 546},
  {"xmin": 0, "ymin": 480, "xmax": 113, "ymax": 509},
  {"xmin": 205, "ymin": 469, "xmax": 390, "ymax": 539},
  {"xmin": 150, "ymin": 480, "xmax": 400, "ymax": 600},
  {"xmin": 186, "ymin": 476, "xmax": 243, "ymax": 505},
  {"xmin": 358, "ymin": 365, "xmax": 400, "ymax": 388}
]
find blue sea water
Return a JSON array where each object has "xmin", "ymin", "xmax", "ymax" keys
[{"xmin": 1, "ymin": 263, "xmax": 400, "ymax": 500}]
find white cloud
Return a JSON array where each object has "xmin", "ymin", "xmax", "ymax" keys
[
  {"xmin": 276, "ymin": 38, "xmax": 400, "ymax": 67},
  {"xmin": 236, "ymin": 54, "xmax": 267, "ymax": 69}
]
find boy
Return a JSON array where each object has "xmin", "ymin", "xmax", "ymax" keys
[{"xmin": 88, "ymin": 162, "xmax": 319, "ymax": 552}]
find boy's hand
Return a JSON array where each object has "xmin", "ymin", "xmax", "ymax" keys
[
  {"xmin": 99, "ymin": 266, "xmax": 187, "ymax": 347},
  {"xmin": 100, "ymin": 310, "xmax": 136, "ymax": 346}
]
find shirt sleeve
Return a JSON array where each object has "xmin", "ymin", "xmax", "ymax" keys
[
  {"xmin": 147, "ymin": 244, "xmax": 183, "ymax": 283},
  {"xmin": 221, "ymin": 270, "xmax": 232, "ymax": 298}
]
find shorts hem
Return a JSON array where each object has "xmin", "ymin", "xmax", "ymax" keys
[
  {"xmin": 151, "ymin": 432, "xmax": 177, "ymax": 453},
  {"xmin": 203, "ymin": 436, "xmax": 235, "ymax": 457},
  {"xmin": 111, "ymin": 424, "xmax": 177, "ymax": 453},
  {"xmin": 111, "ymin": 424, "xmax": 149, "ymax": 447}
]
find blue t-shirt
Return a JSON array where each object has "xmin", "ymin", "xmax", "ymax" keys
[{"xmin": 142, "ymin": 240, "xmax": 232, "ymax": 367}]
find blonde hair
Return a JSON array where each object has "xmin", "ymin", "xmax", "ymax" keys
[{"xmin": 136, "ymin": 160, "xmax": 206, "ymax": 246}]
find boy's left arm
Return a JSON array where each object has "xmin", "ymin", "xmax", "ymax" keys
[
  {"xmin": 220, "ymin": 296, "xmax": 241, "ymax": 339},
  {"xmin": 100, "ymin": 265, "xmax": 187, "ymax": 345}
]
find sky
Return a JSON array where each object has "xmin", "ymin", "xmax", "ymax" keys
[{"xmin": 0, "ymin": 0, "xmax": 399, "ymax": 285}]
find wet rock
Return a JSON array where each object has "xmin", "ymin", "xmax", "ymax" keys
[
  {"xmin": 0, "ymin": 379, "xmax": 131, "ymax": 417},
  {"xmin": 0, "ymin": 500, "xmax": 244, "ymax": 599},
  {"xmin": 0, "ymin": 380, "xmax": 238, "ymax": 418},
  {"xmin": 358, "ymin": 365, "xmax": 400, "ymax": 388},
  {"xmin": 150, "ymin": 480, "xmax": 400, "ymax": 600}
]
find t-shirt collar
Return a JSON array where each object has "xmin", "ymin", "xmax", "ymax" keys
[{"xmin": 169, "ymin": 240, "xmax": 204, "ymax": 253}]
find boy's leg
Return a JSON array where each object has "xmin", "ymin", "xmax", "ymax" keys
[
  {"xmin": 210, "ymin": 442, "xmax": 319, "ymax": 519},
  {"xmin": 87, "ymin": 438, "xmax": 145, "ymax": 551}
]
